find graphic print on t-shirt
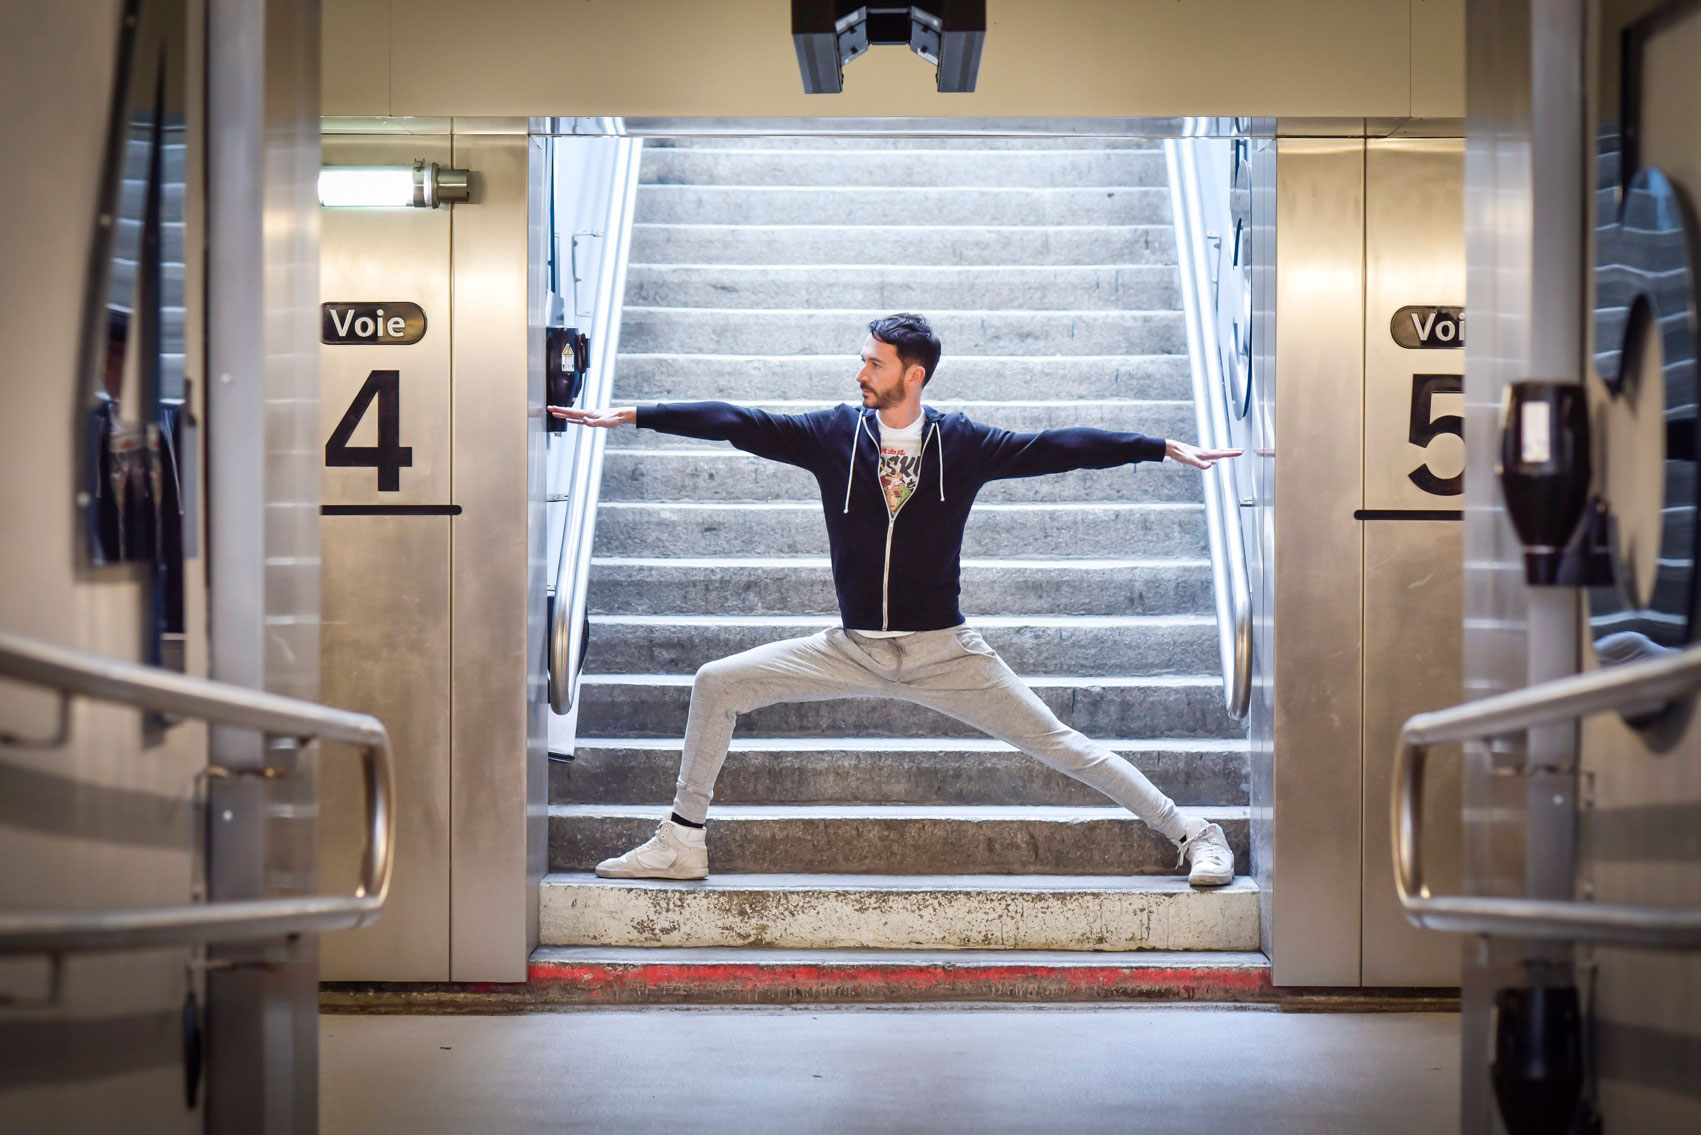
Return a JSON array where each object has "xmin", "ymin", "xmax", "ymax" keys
[
  {"xmin": 875, "ymin": 410, "xmax": 926, "ymax": 517},
  {"xmin": 878, "ymin": 443, "xmax": 921, "ymax": 514}
]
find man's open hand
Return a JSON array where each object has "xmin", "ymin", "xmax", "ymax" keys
[
  {"xmin": 1165, "ymin": 439, "xmax": 1242, "ymax": 469},
  {"xmin": 549, "ymin": 406, "xmax": 636, "ymax": 428}
]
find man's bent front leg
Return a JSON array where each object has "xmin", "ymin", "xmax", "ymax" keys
[{"xmin": 672, "ymin": 629, "xmax": 891, "ymax": 824}]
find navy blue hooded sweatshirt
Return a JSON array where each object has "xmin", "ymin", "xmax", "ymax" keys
[{"xmin": 635, "ymin": 401, "xmax": 1168, "ymax": 632}]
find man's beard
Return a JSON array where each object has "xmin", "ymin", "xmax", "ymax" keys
[{"xmin": 861, "ymin": 383, "xmax": 903, "ymax": 410}]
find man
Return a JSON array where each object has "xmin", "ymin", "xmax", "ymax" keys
[{"xmin": 550, "ymin": 312, "xmax": 1241, "ymax": 886}]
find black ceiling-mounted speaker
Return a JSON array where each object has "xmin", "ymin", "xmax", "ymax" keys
[{"xmin": 792, "ymin": 2, "xmax": 986, "ymax": 94}]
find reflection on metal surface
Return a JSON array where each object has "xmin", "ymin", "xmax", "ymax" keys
[
  {"xmin": 0, "ymin": 630, "xmax": 394, "ymax": 954},
  {"xmin": 1393, "ymin": 641, "xmax": 1701, "ymax": 948},
  {"xmin": 76, "ymin": 0, "xmax": 193, "ymax": 699},
  {"xmin": 549, "ymin": 139, "xmax": 643, "ymax": 715},
  {"xmin": 1271, "ymin": 139, "xmax": 1368, "ymax": 986},
  {"xmin": 1164, "ymin": 138, "xmax": 1253, "ymax": 720},
  {"xmin": 1588, "ymin": 147, "xmax": 1701, "ymax": 724}
]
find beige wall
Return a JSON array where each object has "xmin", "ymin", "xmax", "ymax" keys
[{"xmin": 325, "ymin": 0, "xmax": 1463, "ymax": 120}]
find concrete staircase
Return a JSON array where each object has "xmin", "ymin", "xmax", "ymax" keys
[{"xmin": 539, "ymin": 134, "xmax": 1259, "ymax": 1002}]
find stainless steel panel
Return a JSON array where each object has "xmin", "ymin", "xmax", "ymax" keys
[
  {"xmin": 1246, "ymin": 136, "xmax": 1278, "ymax": 958},
  {"xmin": 448, "ymin": 131, "xmax": 538, "ymax": 982},
  {"xmin": 1272, "ymin": 138, "xmax": 1365, "ymax": 987},
  {"xmin": 1580, "ymin": 4, "xmax": 1701, "ymax": 1126},
  {"xmin": 317, "ymin": 134, "xmax": 454, "ymax": 981},
  {"xmin": 317, "ymin": 515, "xmax": 451, "ymax": 979},
  {"xmin": 320, "ymin": 135, "xmax": 453, "ymax": 508},
  {"xmin": 525, "ymin": 137, "xmax": 551, "ymax": 958},
  {"xmin": 1364, "ymin": 139, "xmax": 1466, "ymax": 512},
  {"xmin": 1360, "ymin": 518, "xmax": 1463, "ymax": 986},
  {"xmin": 1460, "ymin": 2, "xmax": 1543, "ymax": 1127},
  {"xmin": 204, "ymin": 0, "xmax": 323, "ymax": 1130},
  {"xmin": 1357, "ymin": 137, "xmax": 1468, "ymax": 987}
]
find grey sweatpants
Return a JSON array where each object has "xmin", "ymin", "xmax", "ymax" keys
[{"xmin": 671, "ymin": 623, "xmax": 1186, "ymax": 842}]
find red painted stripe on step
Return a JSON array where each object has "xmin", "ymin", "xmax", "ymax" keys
[{"xmin": 522, "ymin": 960, "xmax": 1272, "ymax": 1003}]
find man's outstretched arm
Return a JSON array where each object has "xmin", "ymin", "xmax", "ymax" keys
[
  {"xmin": 549, "ymin": 401, "xmax": 819, "ymax": 468},
  {"xmin": 975, "ymin": 423, "xmax": 1238, "ymax": 481}
]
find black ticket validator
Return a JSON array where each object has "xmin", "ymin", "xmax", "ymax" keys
[
  {"xmin": 1497, "ymin": 380, "xmax": 1592, "ymax": 586},
  {"xmin": 545, "ymin": 325, "xmax": 590, "ymax": 434}
]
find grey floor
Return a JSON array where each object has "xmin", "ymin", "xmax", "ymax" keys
[{"xmin": 321, "ymin": 1004, "xmax": 1460, "ymax": 1134}]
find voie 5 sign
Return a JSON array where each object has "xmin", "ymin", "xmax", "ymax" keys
[
  {"xmin": 322, "ymin": 301, "xmax": 427, "ymax": 345},
  {"xmin": 1390, "ymin": 305, "xmax": 1464, "ymax": 349}
]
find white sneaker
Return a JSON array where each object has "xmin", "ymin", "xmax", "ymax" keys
[
  {"xmin": 594, "ymin": 820, "xmax": 709, "ymax": 880},
  {"xmin": 1175, "ymin": 815, "xmax": 1234, "ymax": 887}
]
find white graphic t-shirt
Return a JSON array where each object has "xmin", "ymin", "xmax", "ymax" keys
[
  {"xmin": 876, "ymin": 410, "xmax": 925, "ymax": 516},
  {"xmin": 858, "ymin": 409, "xmax": 927, "ymax": 638}
]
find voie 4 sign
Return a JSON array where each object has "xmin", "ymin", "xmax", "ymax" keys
[{"xmin": 322, "ymin": 301, "xmax": 427, "ymax": 345}]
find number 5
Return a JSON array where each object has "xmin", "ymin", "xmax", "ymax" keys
[{"xmin": 1408, "ymin": 372, "xmax": 1463, "ymax": 496}]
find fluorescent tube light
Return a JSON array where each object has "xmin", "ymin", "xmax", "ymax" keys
[{"xmin": 318, "ymin": 160, "xmax": 472, "ymax": 209}]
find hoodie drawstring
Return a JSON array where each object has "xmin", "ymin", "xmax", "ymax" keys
[
  {"xmin": 930, "ymin": 421, "xmax": 943, "ymax": 501},
  {"xmin": 844, "ymin": 413, "xmax": 873, "ymax": 513}
]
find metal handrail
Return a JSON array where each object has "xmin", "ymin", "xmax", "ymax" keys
[
  {"xmin": 0, "ymin": 629, "xmax": 395, "ymax": 955},
  {"xmin": 1394, "ymin": 642, "xmax": 1701, "ymax": 949},
  {"xmin": 549, "ymin": 135, "xmax": 643, "ymax": 714},
  {"xmin": 1163, "ymin": 138, "xmax": 1253, "ymax": 719}
]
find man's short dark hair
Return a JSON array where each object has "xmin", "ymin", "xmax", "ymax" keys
[{"xmin": 868, "ymin": 312, "xmax": 943, "ymax": 387}]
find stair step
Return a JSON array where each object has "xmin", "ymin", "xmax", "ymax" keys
[
  {"xmin": 635, "ymin": 185, "xmax": 1171, "ymax": 227},
  {"xmin": 640, "ymin": 147, "xmax": 1170, "ymax": 188},
  {"xmin": 539, "ymin": 871, "xmax": 1260, "ymax": 951},
  {"xmin": 628, "ymin": 223, "xmax": 1177, "ymax": 267},
  {"xmin": 588, "ymin": 556, "xmax": 1213, "ymax": 618},
  {"xmin": 626, "ymin": 264, "xmax": 1179, "ymax": 311},
  {"xmin": 548, "ymin": 803, "xmax": 1248, "ymax": 875},
  {"xmin": 524, "ymin": 945, "xmax": 1271, "ymax": 1003},
  {"xmin": 640, "ymin": 133, "xmax": 1162, "ymax": 151},
  {"xmin": 612, "ymin": 353, "xmax": 1193, "ymax": 403},
  {"xmin": 611, "ymin": 399, "xmax": 1197, "ymax": 450},
  {"xmin": 590, "ymin": 501, "xmax": 1208, "ymax": 559},
  {"xmin": 575, "ymin": 673, "xmax": 1241, "ymax": 739},
  {"xmin": 583, "ymin": 614, "xmax": 1216, "ymax": 677},
  {"xmin": 552, "ymin": 737, "xmax": 1249, "ymax": 807},
  {"xmin": 619, "ymin": 307, "xmax": 1186, "ymax": 356}
]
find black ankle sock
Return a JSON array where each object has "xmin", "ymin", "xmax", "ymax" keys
[{"xmin": 670, "ymin": 812, "xmax": 705, "ymax": 829}]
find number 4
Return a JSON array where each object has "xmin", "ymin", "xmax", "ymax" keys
[
  {"xmin": 1408, "ymin": 372, "xmax": 1463, "ymax": 496},
  {"xmin": 326, "ymin": 370, "xmax": 413, "ymax": 491}
]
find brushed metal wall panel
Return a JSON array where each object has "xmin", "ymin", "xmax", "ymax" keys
[
  {"xmin": 1363, "ymin": 139, "xmax": 1467, "ymax": 512},
  {"xmin": 320, "ymin": 135, "xmax": 453, "ymax": 508},
  {"xmin": 1358, "ymin": 137, "xmax": 1467, "ymax": 987},
  {"xmin": 1272, "ymin": 138, "xmax": 1365, "ymax": 987},
  {"xmin": 317, "ymin": 514, "xmax": 452, "ymax": 980},
  {"xmin": 449, "ymin": 131, "xmax": 536, "ymax": 982},
  {"xmin": 1580, "ymin": 5, "xmax": 1701, "ymax": 1125},
  {"xmin": 524, "ymin": 137, "xmax": 550, "ymax": 957},
  {"xmin": 317, "ymin": 133, "xmax": 456, "ymax": 981},
  {"xmin": 1360, "ymin": 518, "xmax": 1464, "ymax": 986},
  {"xmin": 1247, "ymin": 136, "xmax": 1279, "ymax": 957}
]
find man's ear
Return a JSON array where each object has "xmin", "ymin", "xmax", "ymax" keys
[{"xmin": 905, "ymin": 363, "xmax": 926, "ymax": 392}]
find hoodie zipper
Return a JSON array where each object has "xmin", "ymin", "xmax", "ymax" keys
[{"xmin": 879, "ymin": 419, "xmax": 939, "ymax": 630}]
